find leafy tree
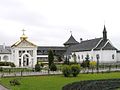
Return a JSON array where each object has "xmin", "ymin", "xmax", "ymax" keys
[
  {"xmin": 81, "ymin": 54, "xmax": 90, "ymax": 68},
  {"xmin": 57, "ymin": 56, "xmax": 63, "ymax": 62},
  {"xmin": 90, "ymin": 61, "xmax": 96, "ymax": 73},
  {"xmin": 48, "ymin": 49, "xmax": 54, "ymax": 70},
  {"xmin": 85, "ymin": 54, "xmax": 90, "ymax": 67}
]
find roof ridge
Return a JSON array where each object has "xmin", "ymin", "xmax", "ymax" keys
[{"xmin": 82, "ymin": 37, "xmax": 102, "ymax": 42}]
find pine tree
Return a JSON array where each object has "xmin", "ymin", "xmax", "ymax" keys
[{"xmin": 48, "ymin": 49, "xmax": 54, "ymax": 69}]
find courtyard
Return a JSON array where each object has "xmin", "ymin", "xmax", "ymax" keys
[{"xmin": 0, "ymin": 72, "xmax": 120, "ymax": 90}]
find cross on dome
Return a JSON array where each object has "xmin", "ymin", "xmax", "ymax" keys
[{"xmin": 22, "ymin": 29, "xmax": 26, "ymax": 35}]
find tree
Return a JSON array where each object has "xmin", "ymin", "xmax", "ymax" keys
[
  {"xmin": 85, "ymin": 54, "xmax": 90, "ymax": 67},
  {"xmin": 57, "ymin": 56, "xmax": 63, "ymax": 62},
  {"xmin": 50, "ymin": 63, "xmax": 57, "ymax": 71},
  {"xmin": 35, "ymin": 63, "xmax": 41, "ymax": 72},
  {"xmin": 90, "ymin": 61, "xmax": 96, "ymax": 73},
  {"xmin": 81, "ymin": 54, "xmax": 90, "ymax": 68},
  {"xmin": 64, "ymin": 56, "xmax": 69, "ymax": 65},
  {"xmin": 48, "ymin": 49, "xmax": 54, "ymax": 69}
]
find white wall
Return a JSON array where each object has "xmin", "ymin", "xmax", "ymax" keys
[
  {"xmin": 116, "ymin": 53, "xmax": 120, "ymax": 62},
  {"xmin": 11, "ymin": 47, "xmax": 37, "ymax": 68},
  {"xmin": 71, "ymin": 50, "xmax": 117, "ymax": 64},
  {"xmin": 0, "ymin": 54, "xmax": 11, "ymax": 62}
]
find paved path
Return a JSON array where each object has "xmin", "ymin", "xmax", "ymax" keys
[
  {"xmin": 0, "ymin": 68, "xmax": 120, "ymax": 77},
  {"xmin": 0, "ymin": 85, "xmax": 8, "ymax": 90}
]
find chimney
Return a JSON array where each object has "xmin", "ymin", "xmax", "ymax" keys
[{"xmin": 80, "ymin": 38, "xmax": 83, "ymax": 42}]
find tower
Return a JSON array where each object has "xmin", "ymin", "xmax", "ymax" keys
[{"xmin": 103, "ymin": 25, "xmax": 107, "ymax": 41}]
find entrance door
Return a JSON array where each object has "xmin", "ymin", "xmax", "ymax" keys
[{"xmin": 23, "ymin": 54, "xmax": 29, "ymax": 67}]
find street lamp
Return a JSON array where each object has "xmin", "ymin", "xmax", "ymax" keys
[{"xmin": 96, "ymin": 54, "xmax": 100, "ymax": 73}]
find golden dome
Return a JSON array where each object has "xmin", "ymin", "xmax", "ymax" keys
[{"xmin": 20, "ymin": 29, "xmax": 28, "ymax": 40}]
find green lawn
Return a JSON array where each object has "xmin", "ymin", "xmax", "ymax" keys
[{"xmin": 0, "ymin": 72, "xmax": 120, "ymax": 90}]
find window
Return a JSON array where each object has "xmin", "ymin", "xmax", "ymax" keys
[
  {"xmin": 3, "ymin": 55, "xmax": 9, "ymax": 61},
  {"xmin": 19, "ymin": 59, "xmax": 21, "ymax": 67},
  {"xmin": 27, "ymin": 50, "xmax": 33, "ymax": 56},
  {"xmin": 78, "ymin": 55, "xmax": 80, "ymax": 60},
  {"xmin": 81, "ymin": 55, "xmax": 83, "ymax": 59},
  {"xmin": 112, "ymin": 54, "xmax": 115, "ymax": 59},
  {"xmin": 91, "ymin": 56, "xmax": 93, "ymax": 60}
]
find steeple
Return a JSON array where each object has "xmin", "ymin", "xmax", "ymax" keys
[
  {"xmin": 20, "ymin": 29, "xmax": 28, "ymax": 40},
  {"xmin": 64, "ymin": 34, "xmax": 79, "ymax": 47},
  {"xmin": 103, "ymin": 25, "xmax": 107, "ymax": 41}
]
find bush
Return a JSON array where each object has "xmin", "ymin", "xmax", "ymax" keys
[
  {"xmin": 10, "ymin": 62, "xmax": 15, "ymax": 67},
  {"xmin": 0, "ymin": 62, "xmax": 15, "ymax": 67},
  {"xmin": 10, "ymin": 79, "xmax": 21, "ymax": 86},
  {"xmin": 35, "ymin": 64, "xmax": 41, "ymax": 72},
  {"xmin": 50, "ymin": 63, "xmax": 57, "ymax": 71},
  {"xmin": 71, "ymin": 64, "xmax": 80, "ymax": 77},
  {"xmin": 62, "ymin": 65, "xmax": 71, "ymax": 77}
]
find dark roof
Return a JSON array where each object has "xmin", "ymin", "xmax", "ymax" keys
[
  {"xmin": 64, "ymin": 35, "xmax": 79, "ymax": 45},
  {"xmin": 37, "ymin": 46, "xmax": 66, "ymax": 51},
  {"xmin": 94, "ymin": 39, "xmax": 107, "ymax": 50},
  {"xmin": 0, "ymin": 45, "xmax": 11, "ymax": 54},
  {"xmin": 102, "ymin": 42, "xmax": 117, "ymax": 50},
  {"xmin": 64, "ymin": 38, "xmax": 102, "ymax": 55},
  {"xmin": 72, "ymin": 38, "xmax": 102, "ymax": 52}
]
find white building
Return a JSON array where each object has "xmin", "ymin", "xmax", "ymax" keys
[
  {"xmin": 10, "ymin": 32, "xmax": 37, "ymax": 68},
  {"xmin": 0, "ymin": 25, "xmax": 120, "ymax": 68},
  {"xmin": 66, "ymin": 25, "xmax": 120, "ymax": 64}
]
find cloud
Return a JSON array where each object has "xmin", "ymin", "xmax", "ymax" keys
[{"xmin": 0, "ymin": 0, "xmax": 47, "ymax": 27}]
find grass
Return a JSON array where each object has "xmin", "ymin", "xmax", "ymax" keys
[{"xmin": 0, "ymin": 72, "xmax": 120, "ymax": 90}]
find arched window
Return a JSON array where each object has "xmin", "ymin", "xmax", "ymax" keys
[
  {"xmin": 112, "ymin": 54, "xmax": 115, "ymax": 59},
  {"xmin": 3, "ymin": 55, "xmax": 9, "ymax": 61},
  {"xmin": 81, "ymin": 55, "xmax": 83, "ymax": 59},
  {"xmin": 78, "ymin": 55, "xmax": 80, "ymax": 60}
]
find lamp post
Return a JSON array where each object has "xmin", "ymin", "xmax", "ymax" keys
[{"xmin": 96, "ymin": 54, "xmax": 99, "ymax": 73}]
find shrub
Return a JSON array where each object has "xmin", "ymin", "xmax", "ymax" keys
[
  {"xmin": 40, "ymin": 62, "xmax": 44, "ymax": 67},
  {"xmin": 10, "ymin": 62, "xmax": 15, "ymax": 67},
  {"xmin": 10, "ymin": 79, "xmax": 21, "ymax": 86},
  {"xmin": 71, "ymin": 64, "xmax": 80, "ymax": 77},
  {"xmin": 0, "ymin": 67, "xmax": 3, "ymax": 72},
  {"xmin": 62, "ymin": 65, "xmax": 71, "ymax": 77},
  {"xmin": 0, "ymin": 62, "xmax": 15, "ymax": 67},
  {"xmin": 35, "ymin": 64, "xmax": 41, "ymax": 72},
  {"xmin": 50, "ymin": 63, "xmax": 57, "ymax": 71}
]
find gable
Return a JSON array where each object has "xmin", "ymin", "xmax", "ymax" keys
[
  {"xmin": 102, "ymin": 42, "xmax": 117, "ymax": 50},
  {"xmin": 12, "ymin": 40, "xmax": 37, "ymax": 48}
]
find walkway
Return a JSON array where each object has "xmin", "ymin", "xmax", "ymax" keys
[
  {"xmin": 0, "ymin": 68, "xmax": 120, "ymax": 77},
  {"xmin": 0, "ymin": 85, "xmax": 8, "ymax": 90}
]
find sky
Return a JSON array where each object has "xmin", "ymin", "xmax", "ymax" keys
[{"xmin": 0, "ymin": 0, "xmax": 120, "ymax": 49}]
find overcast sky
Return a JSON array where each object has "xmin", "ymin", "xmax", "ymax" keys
[{"xmin": 0, "ymin": 0, "xmax": 120, "ymax": 49}]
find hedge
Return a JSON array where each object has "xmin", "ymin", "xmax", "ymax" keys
[
  {"xmin": 62, "ymin": 79, "xmax": 120, "ymax": 90},
  {"xmin": 0, "ymin": 62, "xmax": 15, "ymax": 67}
]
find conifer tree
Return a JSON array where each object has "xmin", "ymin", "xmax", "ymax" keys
[{"xmin": 48, "ymin": 49, "xmax": 54, "ymax": 69}]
